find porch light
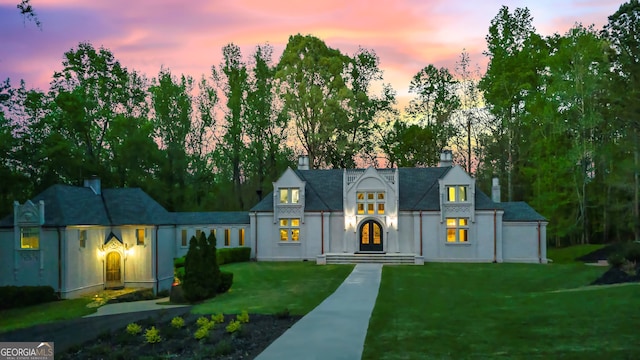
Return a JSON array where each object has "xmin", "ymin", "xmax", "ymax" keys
[
  {"xmin": 387, "ymin": 216, "xmax": 397, "ymax": 229},
  {"xmin": 125, "ymin": 243, "xmax": 133, "ymax": 258}
]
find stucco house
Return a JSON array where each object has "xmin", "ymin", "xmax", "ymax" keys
[
  {"xmin": 0, "ymin": 177, "xmax": 251, "ymax": 299},
  {"xmin": 0, "ymin": 151, "xmax": 547, "ymax": 298},
  {"xmin": 251, "ymin": 152, "xmax": 547, "ymax": 265}
]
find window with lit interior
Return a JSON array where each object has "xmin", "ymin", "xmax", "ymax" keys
[
  {"xmin": 279, "ymin": 218, "xmax": 300, "ymax": 242},
  {"xmin": 279, "ymin": 188, "xmax": 300, "ymax": 204},
  {"xmin": 136, "ymin": 228, "xmax": 145, "ymax": 246},
  {"xmin": 356, "ymin": 192, "xmax": 385, "ymax": 215},
  {"xmin": 20, "ymin": 227, "xmax": 39, "ymax": 249},
  {"xmin": 224, "ymin": 229, "xmax": 231, "ymax": 246},
  {"xmin": 446, "ymin": 218, "xmax": 469, "ymax": 243},
  {"xmin": 239, "ymin": 228, "xmax": 245, "ymax": 246},
  {"xmin": 446, "ymin": 186, "xmax": 468, "ymax": 202}
]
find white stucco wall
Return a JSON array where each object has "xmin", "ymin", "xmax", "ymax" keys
[
  {"xmin": 63, "ymin": 227, "xmax": 106, "ymax": 298},
  {"xmin": 503, "ymin": 221, "xmax": 547, "ymax": 263}
]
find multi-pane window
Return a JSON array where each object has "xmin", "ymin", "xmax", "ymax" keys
[
  {"xmin": 279, "ymin": 188, "xmax": 300, "ymax": 204},
  {"xmin": 279, "ymin": 218, "xmax": 300, "ymax": 242},
  {"xmin": 79, "ymin": 229, "xmax": 86, "ymax": 248},
  {"xmin": 136, "ymin": 228, "xmax": 146, "ymax": 246},
  {"xmin": 446, "ymin": 218, "xmax": 469, "ymax": 243},
  {"xmin": 224, "ymin": 229, "xmax": 231, "ymax": 246},
  {"xmin": 446, "ymin": 186, "xmax": 468, "ymax": 202},
  {"xmin": 239, "ymin": 228, "xmax": 245, "ymax": 246},
  {"xmin": 181, "ymin": 229, "xmax": 188, "ymax": 247},
  {"xmin": 357, "ymin": 192, "xmax": 385, "ymax": 215},
  {"xmin": 210, "ymin": 228, "xmax": 217, "ymax": 240},
  {"xmin": 20, "ymin": 227, "xmax": 39, "ymax": 249},
  {"xmin": 195, "ymin": 229, "xmax": 202, "ymax": 239}
]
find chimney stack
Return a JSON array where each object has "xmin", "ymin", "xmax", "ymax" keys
[
  {"xmin": 298, "ymin": 155, "xmax": 309, "ymax": 170},
  {"xmin": 438, "ymin": 150, "xmax": 453, "ymax": 167},
  {"xmin": 492, "ymin": 177, "xmax": 501, "ymax": 203},
  {"xmin": 84, "ymin": 175, "xmax": 101, "ymax": 195}
]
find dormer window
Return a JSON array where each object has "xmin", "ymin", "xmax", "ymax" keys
[
  {"xmin": 279, "ymin": 188, "xmax": 300, "ymax": 204},
  {"xmin": 447, "ymin": 186, "xmax": 468, "ymax": 202}
]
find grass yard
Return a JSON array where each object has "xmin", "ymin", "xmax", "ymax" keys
[
  {"xmin": 547, "ymin": 244, "xmax": 607, "ymax": 264},
  {"xmin": 363, "ymin": 263, "xmax": 639, "ymax": 359},
  {"xmin": 0, "ymin": 297, "xmax": 95, "ymax": 333},
  {"xmin": 192, "ymin": 262, "xmax": 354, "ymax": 315}
]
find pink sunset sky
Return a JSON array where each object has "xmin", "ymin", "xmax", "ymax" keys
[{"xmin": 0, "ymin": 0, "xmax": 624, "ymax": 102}]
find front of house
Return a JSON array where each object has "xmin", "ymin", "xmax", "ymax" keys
[
  {"xmin": 251, "ymin": 152, "xmax": 547, "ymax": 264},
  {"xmin": 0, "ymin": 152, "xmax": 547, "ymax": 298}
]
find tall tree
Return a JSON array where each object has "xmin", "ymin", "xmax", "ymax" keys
[
  {"xmin": 453, "ymin": 50, "xmax": 488, "ymax": 174},
  {"xmin": 405, "ymin": 64, "xmax": 460, "ymax": 164},
  {"xmin": 335, "ymin": 47, "xmax": 396, "ymax": 168},
  {"xmin": 244, "ymin": 44, "xmax": 291, "ymax": 203},
  {"xmin": 275, "ymin": 34, "xmax": 352, "ymax": 168},
  {"xmin": 604, "ymin": 0, "xmax": 640, "ymax": 242},
  {"xmin": 479, "ymin": 6, "xmax": 543, "ymax": 201},
  {"xmin": 213, "ymin": 43, "xmax": 249, "ymax": 210},
  {"xmin": 50, "ymin": 42, "xmax": 132, "ymax": 185},
  {"xmin": 150, "ymin": 68, "xmax": 194, "ymax": 211}
]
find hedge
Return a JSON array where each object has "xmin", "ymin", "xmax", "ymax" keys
[
  {"xmin": 217, "ymin": 247, "xmax": 251, "ymax": 265},
  {"xmin": 0, "ymin": 286, "xmax": 58, "ymax": 310}
]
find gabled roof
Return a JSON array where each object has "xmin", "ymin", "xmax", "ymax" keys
[
  {"xmin": 250, "ymin": 167, "xmax": 501, "ymax": 213},
  {"xmin": 174, "ymin": 212, "xmax": 250, "ymax": 225},
  {"xmin": 250, "ymin": 169, "xmax": 344, "ymax": 212},
  {"xmin": 0, "ymin": 185, "xmax": 173, "ymax": 227},
  {"xmin": 501, "ymin": 202, "xmax": 547, "ymax": 222}
]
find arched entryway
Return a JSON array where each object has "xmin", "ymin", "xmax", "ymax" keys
[
  {"xmin": 105, "ymin": 251, "xmax": 122, "ymax": 288},
  {"xmin": 359, "ymin": 220, "xmax": 383, "ymax": 252}
]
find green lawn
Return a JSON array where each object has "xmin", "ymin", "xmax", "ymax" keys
[
  {"xmin": 0, "ymin": 298, "xmax": 95, "ymax": 333},
  {"xmin": 363, "ymin": 263, "xmax": 640, "ymax": 359},
  {"xmin": 547, "ymin": 244, "xmax": 606, "ymax": 264},
  {"xmin": 191, "ymin": 262, "xmax": 354, "ymax": 315}
]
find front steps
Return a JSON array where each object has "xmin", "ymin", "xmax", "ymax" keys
[{"xmin": 319, "ymin": 253, "xmax": 422, "ymax": 265}]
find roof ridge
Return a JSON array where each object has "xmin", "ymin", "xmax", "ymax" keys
[{"xmin": 408, "ymin": 167, "xmax": 448, "ymax": 210}]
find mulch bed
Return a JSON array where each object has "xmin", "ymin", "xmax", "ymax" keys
[
  {"xmin": 57, "ymin": 312, "xmax": 300, "ymax": 360},
  {"xmin": 578, "ymin": 244, "xmax": 640, "ymax": 286}
]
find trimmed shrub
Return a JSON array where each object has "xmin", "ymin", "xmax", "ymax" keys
[
  {"xmin": 211, "ymin": 313, "xmax": 224, "ymax": 324},
  {"xmin": 218, "ymin": 271, "xmax": 234, "ymax": 294},
  {"xmin": 217, "ymin": 247, "xmax": 251, "ymax": 265},
  {"xmin": 237, "ymin": 310, "xmax": 249, "ymax": 324},
  {"xmin": 170, "ymin": 316, "xmax": 185, "ymax": 329},
  {"xmin": 225, "ymin": 320, "xmax": 242, "ymax": 334},
  {"xmin": 608, "ymin": 252, "xmax": 625, "ymax": 268},
  {"xmin": 126, "ymin": 323, "xmax": 142, "ymax": 336},
  {"xmin": 144, "ymin": 326, "xmax": 161, "ymax": 344},
  {"xmin": 0, "ymin": 286, "xmax": 58, "ymax": 310},
  {"xmin": 182, "ymin": 231, "xmax": 221, "ymax": 302}
]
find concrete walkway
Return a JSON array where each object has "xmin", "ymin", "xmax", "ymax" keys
[
  {"xmin": 83, "ymin": 297, "xmax": 189, "ymax": 317},
  {"xmin": 256, "ymin": 263, "xmax": 383, "ymax": 360}
]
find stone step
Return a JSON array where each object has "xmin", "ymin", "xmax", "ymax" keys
[{"xmin": 323, "ymin": 253, "xmax": 419, "ymax": 265}]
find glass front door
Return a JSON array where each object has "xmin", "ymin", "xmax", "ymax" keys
[{"xmin": 359, "ymin": 220, "xmax": 383, "ymax": 252}]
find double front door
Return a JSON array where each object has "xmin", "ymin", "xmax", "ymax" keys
[{"xmin": 359, "ymin": 220, "xmax": 383, "ymax": 252}]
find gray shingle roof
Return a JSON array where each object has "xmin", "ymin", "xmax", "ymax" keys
[
  {"xmin": 251, "ymin": 167, "xmax": 501, "ymax": 212},
  {"xmin": 173, "ymin": 212, "xmax": 249, "ymax": 225},
  {"xmin": 0, "ymin": 185, "xmax": 173, "ymax": 227},
  {"xmin": 501, "ymin": 202, "xmax": 547, "ymax": 222}
]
